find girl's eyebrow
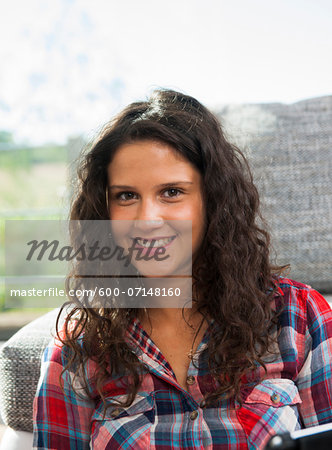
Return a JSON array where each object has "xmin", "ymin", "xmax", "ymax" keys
[{"xmin": 109, "ymin": 181, "xmax": 194, "ymax": 190}]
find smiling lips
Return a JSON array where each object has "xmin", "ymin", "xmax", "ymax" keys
[{"xmin": 133, "ymin": 236, "xmax": 177, "ymax": 248}]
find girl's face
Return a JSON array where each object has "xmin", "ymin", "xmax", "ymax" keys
[{"xmin": 107, "ymin": 139, "xmax": 206, "ymax": 277}]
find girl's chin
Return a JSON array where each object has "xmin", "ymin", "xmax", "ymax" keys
[
  {"xmin": 134, "ymin": 267, "xmax": 192, "ymax": 277},
  {"xmin": 132, "ymin": 264, "xmax": 177, "ymax": 276}
]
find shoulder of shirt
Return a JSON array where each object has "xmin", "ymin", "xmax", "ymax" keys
[
  {"xmin": 273, "ymin": 275, "xmax": 331, "ymax": 317},
  {"xmin": 42, "ymin": 320, "xmax": 100, "ymax": 396},
  {"xmin": 43, "ymin": 319, "xmax": 81, "ymax": 361},
  {"xmin": 44, "ymin": 318, "xmax": 97, "ymax": 371},
  {"xmin": 274, "ymin": 275, "xmax": 311, "ymax": 294}
]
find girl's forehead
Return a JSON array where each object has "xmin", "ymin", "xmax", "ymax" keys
[{"xmin": 108, "ymin": 141, "xmax": 195, "ymax": 171}]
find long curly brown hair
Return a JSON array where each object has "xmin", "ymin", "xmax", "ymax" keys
[{"xmin": 57, "ymin": 88, "xmax": 289, "ymax": 412}]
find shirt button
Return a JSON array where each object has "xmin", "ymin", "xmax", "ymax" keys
[
  {"xmin": 186, "ymin": 375, "xmax": 195, "ymax": 385},
  {"xmin": 190, "ymin": 410, "xmax": 199, "ymax": 420},
  {"xmin": 111, "ymin": 408, "xmax": 122, "ymax": 418},
  {"xmin": 270, "ymin": 393, "xmax": 281, "ymax": 404},
  {"xmin": 200, "ymin": 399, "xmax": 206, "ymax": 408}
]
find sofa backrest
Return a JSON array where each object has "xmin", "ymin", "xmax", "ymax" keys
[{"xmin": 217, "ymin": 95, "xmax": 332, "ymax": 293}]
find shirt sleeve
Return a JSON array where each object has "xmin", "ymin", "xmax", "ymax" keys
[
  {"xmin": 295, "ymin": 288, "xmax": 332, "ymax": 426},
  {"xmin": 32, "ymin": 331, "xmax": 96, "ymax": 450}
]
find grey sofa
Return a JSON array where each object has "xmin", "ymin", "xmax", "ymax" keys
[
  {"xmin": 217, "ymin": 95, "xmax": 332, "ymax": 293},
  {"xmin": 0, "ymin": 95, "xmax": 331, "ymax": 446}
]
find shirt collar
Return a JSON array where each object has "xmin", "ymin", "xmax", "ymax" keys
[{"xmin": 125, "ymin": 315, "xmax": 215, "ymax": 376}]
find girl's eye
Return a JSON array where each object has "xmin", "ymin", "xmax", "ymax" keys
[
  {"xmin": 163, "ymin": 188, "xmax": 183, "ymax": 198},
  {"xmin": 113, "ymin": 188, "xmax": 183, "ymax": 202},
  {"xmin": 115, "ymin": 192, "xmax": 137, "ymax": 201}
]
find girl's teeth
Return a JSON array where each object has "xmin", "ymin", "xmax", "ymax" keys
[{"xmin": 136, "ymin": 237, "xmax": 174, "ymax": 247}]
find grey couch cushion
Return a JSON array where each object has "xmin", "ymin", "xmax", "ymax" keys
[
  {"xmin": 217, "ymin": 95, "xmax": 332, "ymax": 292},
  {"xmin": 0, "ymin": 309, "xmax": 63, "ymax": 432}
]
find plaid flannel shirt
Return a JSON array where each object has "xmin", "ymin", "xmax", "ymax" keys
[{"xmin": 33, "ymin": 277, "xmax": 332, "ymax": 449}]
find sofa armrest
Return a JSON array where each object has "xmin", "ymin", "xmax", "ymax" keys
[
  {"xmin": 0, "ymin": 309, "xmax": 63, "ymax": 433},
  {"xmin": 0, "ymin": 427, "xmax": 33, "ymax": 450}
]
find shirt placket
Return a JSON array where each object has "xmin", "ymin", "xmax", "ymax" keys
[
  {"xmin": 125, "ymin": 318, "xmax": 218, "ymax": 448},
  {"xmin": 127, "ymin": 316, "xmax": 212, "ymax": 401}
]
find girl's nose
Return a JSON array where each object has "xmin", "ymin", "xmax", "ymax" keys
[{"xmin": 133, "ymin": 198, "xmax": 165, "ymax": 233}]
